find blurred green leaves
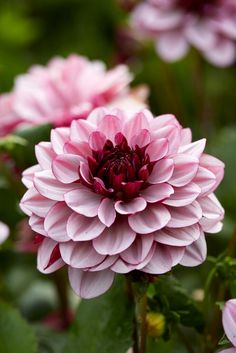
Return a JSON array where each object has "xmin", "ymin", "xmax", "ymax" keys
[
  {"xmin": 64, "ymin": 276, "xmax": 134, "ymax": 353},
  {"xmin": 0, "ymin": 301, "xmax": 37, "ymax": 353},
  {"xmin": 0, "ymin": 6, "xmax": 41, "ymax": 47}
]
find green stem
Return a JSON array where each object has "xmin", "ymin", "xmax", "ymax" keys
[
  {"xmin": 125, "ymin": 278, "xmax": 139, "ymax": 353},
  {"xmin": 137, "ymin": 293, "xmax": 147, "ymax": 353},
  {"xmin": 52, "ymin": 270, "xmax": 70, "ymax": 328}
]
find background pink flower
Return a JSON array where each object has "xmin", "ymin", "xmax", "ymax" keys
[
  {"xmin": 0, "ymin": 94, "xmax": 22, "ymax": 137},
  {"xmin": 20, "ymin": 107, "xmax": 224, "ymax": 299},
  {"xmin": 131, "ymin": 0, "xmax": 236, "ymax": 67},
  {"xmin": 0, "ymin": 221, "xmax": 9, "ymax": 244},
  {"xmin": 9, "ymin": 54, "xmax": 146, "ymax": 127},
  {"xmin": 221, "ymin": 299, "xmax": 236, "ymax": 353}
]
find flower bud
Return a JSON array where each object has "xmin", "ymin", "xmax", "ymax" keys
[
  {"xmin": 223, "ymin": 299, "xmax": 236, "ymax": 347},
  {"xmin": 146, "ymin": 312, "xmax": 165, "ymax": 338}
]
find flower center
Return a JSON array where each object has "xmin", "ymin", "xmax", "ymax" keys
[
  {"xmin": 87, "ymin": 132, "xmax": 153, "ymax": 200},
  {"xmin": 177, "ymin": 0, "xmax": 219, "ymax": 15}
]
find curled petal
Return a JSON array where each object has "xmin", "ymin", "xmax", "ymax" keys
[
  {"xmin": 128, "ymin": 204, "xmax": 171, "ymax": 234},
  {"xmin": 180, "ymin": 232, "xmax": 207, "ymax": 267},
  {"xmin": 68, "ymin": 267, "xmax": 115, "ymax": 299},
  {"xmin": 37, "ymin": 238, "xmax": 64, "ymax": 274},
  {"xmin": 52, "ymin": 154, "xmax": 81, "ymax": 183},
  {"xmin": 93, "ymin": 219, "xmax": 136, "ymax": 255},
  {"xmin": 67, "ymin": 213, "xmax": 105, "ymax": 241}
]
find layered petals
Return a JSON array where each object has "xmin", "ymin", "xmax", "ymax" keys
[{"xmin": 20, "ymin": 107, "xmax": 224, "ymax": 298}]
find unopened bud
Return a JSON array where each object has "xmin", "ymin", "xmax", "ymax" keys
[{"xmin": 146, "ymin": 312, "xmax": 165, "ymax": 338}]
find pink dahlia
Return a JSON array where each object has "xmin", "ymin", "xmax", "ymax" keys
[
  {"xmin": 20, "ymin": 108, "xmax": 224, "ymax": 298},
  {"xmin": 0, "ymin": 94, "xmax": 22, "ymax": 137},
  {"xmin": 131, "ymin": 0, "xmax": 236, "ymax": 67},
  {"xmin": 10, "ymin": 54, "xmax": 145, "ymax": 127},
  {"xmin": 220, "ymin": 299, "xmax": 236, "ymax": 353}
]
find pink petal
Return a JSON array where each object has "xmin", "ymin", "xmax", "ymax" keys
[
  {"xmin": 167, "ymin": 201, "xmax": 202, "ymax": 228},
  {"xmin": 51, "ymin": 127, "xmax": 70, "ymax": 154},
  {"xmin": 70, "ymin": 119, "xmax": 95, "ymax": 142},
  {"xmin": 22, "ymin": 165, "xmax": 41, "ymax": 188},
  {"xmin": 68, "ymin": 267, "xmax": 115, "ymax": 299},
  {"xmin": 34, "ymin": 170, "xmax": 77, "ymax": 201},
  {"xmin": 93, "ymin": 219, "xmax": 136, "ymax": 255},
  {"xmin": 203, "ymin": 37, "xmax": 236, "ymax": 67},
  {"xmin": 123, "ymin": 111, "xmax": 150, "ymax": 143},
  {"xmin": 128, "ymin": 204, "xmax": 171, "ymax": 234},
  {"xmin": 154, "ymin": 224, "xmax": 201, "ymax": 246},
  {"xmin": 223, "ymin": 299, "xmax": 236, "ymax": 347},
  {"xmin": 199, "ymin": 194, "xmax": 224, "ymax": 233},
  {"xmin": 67, "ymin": 213, "xmax": 105, "ymax": 241},
  {"xmin": 44, "ymin": 202, "xmax": 72, "ymax": 242},
  {"xmin": 89, "ymin": 255, "xmax": 118, "ymax": 272},
  {"xmin": 89, "ymin": 131, "xmax": 106, "ymax": 151},
  {"xmin": 142, "ymin": 244, "xmax": 173, "ymax": 274},
  {"xmin": 156, "ymin": 31, "xmax": 189, "ymax": 62},
  {"xmin": 29, "ymin": 214, "xmax": 47, "ymax": 236},
  {"xmin": 179, "ymin": 139, "xmax": 206, "ymax": 158},
  {"xmin": 97, "ymin": 114, "xmax": 121, "ymax": 142},
  {"xmin": 167, "ymin": 246, "xmax": 185, "ymax": 266},
  {"xmin": 192, "ymin": 166, "xmax": 216, "ymax": 196},
  {"xmin": 120, "ymin": 233, "xmax": 154, "ymax": 265},
  {"xmin": 148, "ymin": 159, "xmax": 174, "ymax": 184},
  {"xmin": 145, "ymin": 138, "xmax": 169, "ymax": 161},
  {"xmin": 60, "ymin": 241, "xmax": 105, "ymax": 268},
  {"xmin": 98, "ymin": 198, "xmax": 116, "ymax": 226},
  {"xmin": 35, "ymin": 142, "xmax": 56, "ymax": 169},
  {"xmin": 180, "ymin": 232, "xmax": 207, "ymax": 267},
  {"xmin": 140, "ymin": 183, "xmax": 174, "ymax": 203},
  {"xmin": 168, "ymin": 154, "xmax": 199, "ymax": 187},
  {"xmin": 64, "ymin": 186, "xmax": 102, "ymax": 217},
  {"xmin": 20, "ymin": 187, "xmax": 56, "ymax": 217},
  {"xmin": 163, "ymin": 182, "xmax": 201, "ymax": 207},
  {"xmin": 52, "ymin": 154, "xmax": 81, "ymax": 183},
  {"xmin": 115, "ymin": 197, "xmax": 147, "ymax": 215},
  {"xmin": 131, "ymin": 129, "xmax": 151, "ymax": 148},
  {"xmin": 180, "ymin": 128, "xmax": 192, "ymax": 145},
  {"xmin": 200, "ymin": 153, "xmax": 225, "ymax": 190},
  {"xmin": 37, "ymin": 238, "xmax": 64, "ymax": 274}
]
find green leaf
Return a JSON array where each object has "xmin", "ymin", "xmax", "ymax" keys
[
  {"xmin": 0, "ymin": 301, "xmax": 37, "ymax": 353},
  {"xmin": 149, "ymin": 275, "xmax": 205, "ymax": 334},
  {"xmin": 35, "ymin": 325, "xmax": 68, "ymax": 353},
  {"xmin": 64, "ymin": 276, "xmax": 134, "ymax": 353}
]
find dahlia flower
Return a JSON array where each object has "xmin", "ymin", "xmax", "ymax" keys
[
  {"xmin": 20, "ymin": 108, "xmax": 224, "ymax": 298},
  {"xmin": 221, "ymin": 299, "xmax": 236, "ymax": 353},
  {"xmin": 131, "ymin": 0, "xmax": 236, "ymax": 67},
  {"xmin": 0, "ymin": 94, "xmax": 22, "ymax": 137},
  {"xmin": 0, "ymin": 221, "xmax": 9, "ymax": 244},
  {"xmin": 10, "ymin": 54, "xmax": 146, "ymax": 127}
]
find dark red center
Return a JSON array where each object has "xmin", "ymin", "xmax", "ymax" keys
[
  {"xmin": 177, "ymin": 0, "xmax": 218, "ymax": 15},
  {"xmin": 85, "ymin": 133, "xmax": 153, "ymax": 200}
]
